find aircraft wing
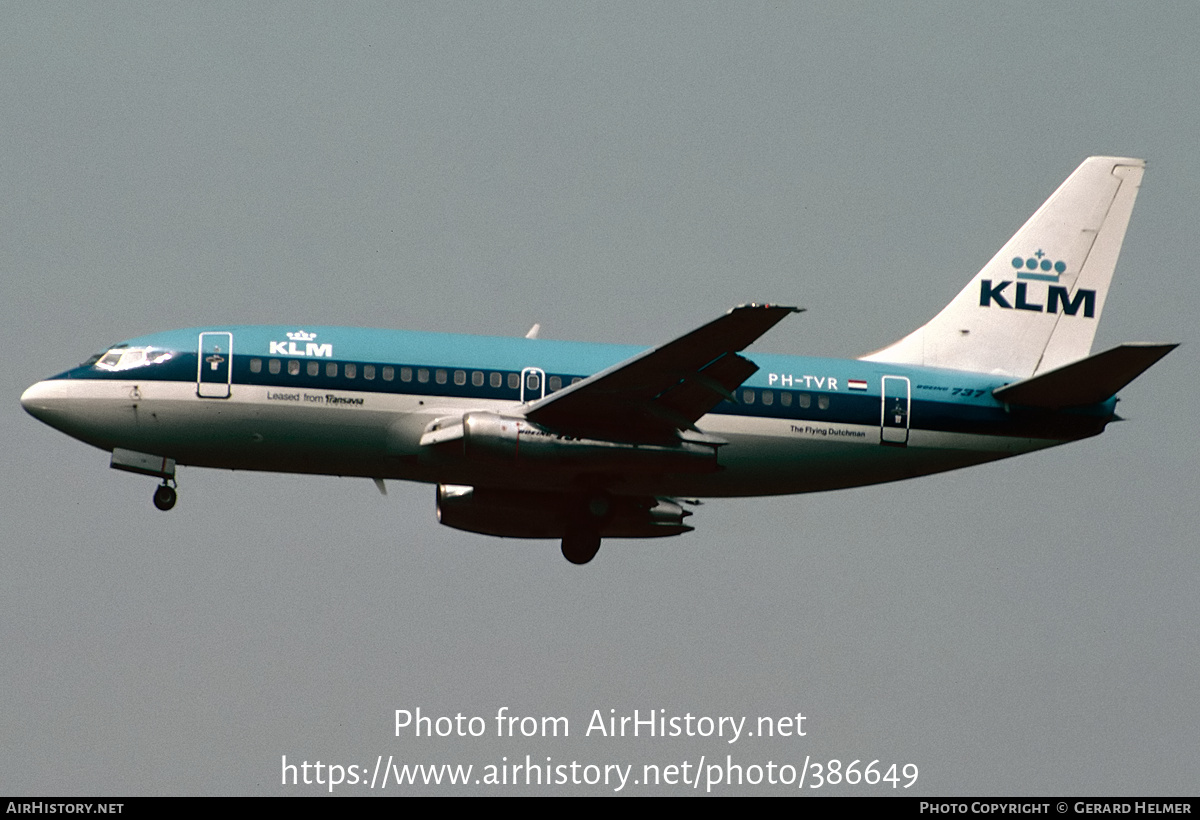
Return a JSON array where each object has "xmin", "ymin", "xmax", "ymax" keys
[{"xmin": 525, "ymin": 304, "xmax": 800, "ymax": 442}]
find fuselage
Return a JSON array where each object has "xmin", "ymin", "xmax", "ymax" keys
[{"xmin": 20, "ymin": 324, "xmax": 1114, "ymax": 498}]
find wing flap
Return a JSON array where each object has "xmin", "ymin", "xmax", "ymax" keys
[
  {"xmin": 653, "ymin": 352, "xmax": 759, "ymax": 429},
  {"xmin": 526, "ymin": 304, "xmax": 799, "ymax": 441}
]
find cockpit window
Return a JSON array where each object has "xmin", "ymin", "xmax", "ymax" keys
[{"xmin": 92, "ymin": 346, "xmax": 174, "ymax": 372}]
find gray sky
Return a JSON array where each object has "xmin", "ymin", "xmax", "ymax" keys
[{"xmin": 3, "ymin": 2, "xmax": 1197, "ymax": 795}]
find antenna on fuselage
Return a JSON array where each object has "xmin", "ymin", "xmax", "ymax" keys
[{"xmin": 525, "ymin": 323, "xmax": 541, "ymax": 339}]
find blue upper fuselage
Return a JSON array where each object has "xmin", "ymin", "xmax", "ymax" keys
[{"xmin": 43, "ymin": 324, "xmax": 1115, "ymax": 440}]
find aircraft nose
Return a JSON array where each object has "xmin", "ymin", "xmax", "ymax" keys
[
  {"xmin": 21, "ymin": 377, "xmax": 131, "ymax": 449},
  {"xmin": 20, "ymin": 380, "xmax": 55, "ymax": 423},
  {"xmin": 19, "ymin": 379, "xmax": 76, "ymax": 429}
]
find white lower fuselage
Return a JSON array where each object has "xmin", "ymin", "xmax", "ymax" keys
[{"xmin": 21, "ymin": 374, "xmax": 1067, "ymax": 499}]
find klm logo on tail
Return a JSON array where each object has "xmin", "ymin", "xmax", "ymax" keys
[
  {"xmin": 1013, "ymin": 250, "xmax": 1066, "ymax": 282},
  {"xmin": 979, "ymin": 251, "xmax": 1095, "ymax": 318}
]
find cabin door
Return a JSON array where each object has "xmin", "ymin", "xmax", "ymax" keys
[
  {"xmin": 880, "ymin": 375, "xmax": 910, "ymax": 446},
  {"xmin": 197, "ymin": 332, "xmax": 233, "ymax": 399},
  {"xmin": 520, "ymin": 367, "xmax": 546, "ymax": 403}
]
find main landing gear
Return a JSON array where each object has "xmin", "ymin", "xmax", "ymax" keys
[
  {"xmin": 560, "ymin": 494, "xmax": 609, "ymax": 565},
  {"xmin": 152, "ymin": 481, "xmax": 177, "ymax": 511},
  {"xmin": 556, "ymin": 494, "xmax": 604, "ymax": 564},
  {"xmin": 561, "ymin": 528, "xmax": 601, "ymax": 565}
]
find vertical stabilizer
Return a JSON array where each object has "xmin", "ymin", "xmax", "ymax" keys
[{"xmin": 861, "ymin": 157, "xmax": 1145, "ymax": 377}]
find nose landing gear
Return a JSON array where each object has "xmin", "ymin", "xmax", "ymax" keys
[
  {"xmin": 152, "ymin": 481, "xmax": 177, "ymax": 511},
  {"xmin": 109, "ymin": 449, "xmax": 179, "ymax": 511}
]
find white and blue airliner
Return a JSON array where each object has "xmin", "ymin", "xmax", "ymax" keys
[{"xmin": 21, "ymin": 157, "xmax": 1174, "ymax": 563}]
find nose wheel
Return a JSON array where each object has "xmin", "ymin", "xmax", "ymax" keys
[{"xmin": 153, "ymin": 481, "xmax": 177, "ymax": 511}]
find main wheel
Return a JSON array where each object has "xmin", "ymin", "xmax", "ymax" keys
[
  {"xmin": 153, "ymin": 484, "xmax": 177, "ymax": 511},
  {"xmin": 561, "ymin": 529, "xmax": 601, "ymax": 565}
]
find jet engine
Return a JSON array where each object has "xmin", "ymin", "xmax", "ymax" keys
[{"xmin": 458, "ymin": 412, "xmax": 719, "ymax": 473}]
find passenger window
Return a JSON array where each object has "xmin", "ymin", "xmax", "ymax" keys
[
  {"xmin": 288, "ymin": 360, "xmax": 300, "ymax": 376},
  {"xmin": 548, "ymin": 375, "xmax": 562, "ymax": 392},
  {"xmin": 743, "ymin": 389, "xmax": 755, "ymax": 404},
  {"xmin": 400, "ymin": 367, "xmax": 412, "ymax": 382},
  {"xmin": 269, "ymin": 359, "xmax": 281, "ymax": 375},
  {"xmin": 454, "ymin": 370, "xmax": 466, "ymax": 386},
  {"xmin": 490, "ymin": 372, "xmax": 502, "ymax": 388},
  {"xmin": 326, "ymin": 362, "xmax": 337, "ymax": 378},
  {"xmin": 345, "ymin": 363, "xmax": 356, "ymax": 379},
  {"xmin": 780, "ymin": 392, "xmax": 792, "ymax": 407},
  {"xmin": 435, "ymin": 369, "xmax": 447, "ymax": 385},
  {"xmin": 798, "ymin": 393, "xmax": 811, "ymax": 409},
  {"xmin": 571, "ymin": 377, "xmax": 582, "ymax": 385},
  {"xmin": 383, "ymin": 366, "xmax": 395, "ymax": 381},
  {"xmin": 307, "ymin": 361, "xmax": 319, "ymax": 377},
  {"xmin": 525, "ymin": 372, "xmax": 540, "ymax": 391},
  {"xmin": 762, "ymin": 390, "xmax": 773, "ymax": 406},
  {"xmin": 416, "ymin": 368, "xmax": 428, "ymax": 383},
  {"xmin": 507, "ymin": 373, "xmax": 519, "ymax": 389},
  {"xmin": 818, "ymin": 395, "xmax": 830, "ymax": 410},
  {"xmin": 364, "ymin": 364, "xmax": 376, "ymax": 380},
  {"xmin": 249, "ymin": 358, "xmax": 262, "ymax": 374},
  {"xmin": 472, "ymin": 371, "xmax": 484, "ymax": 387}
]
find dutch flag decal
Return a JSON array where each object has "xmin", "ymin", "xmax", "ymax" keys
[{"xmin": 848, "ymin": 379, "xmax": 868, "ymax": 391}]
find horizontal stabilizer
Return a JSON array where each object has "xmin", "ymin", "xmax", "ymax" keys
[{"xmin": 993, "ymin": 343, "xmax": 1177, "ymax": 409}]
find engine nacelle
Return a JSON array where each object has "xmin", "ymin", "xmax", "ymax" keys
[
  {"xmin": 460, "ymin": 412, "xmax": 718, "ymax": 473},
  {"xmin": 436, "ymin": 484, "xmax": 693, "ymax": 539}
]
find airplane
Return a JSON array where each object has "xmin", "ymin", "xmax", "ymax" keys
[{"xmin": 20, "ymin": 156, "xmax": 1176, "ymax": 564}]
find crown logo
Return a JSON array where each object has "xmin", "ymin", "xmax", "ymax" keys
[
  {"xmin": 286, "ymin": 330, "xmax": 317, "ymax": 341},
  {"xmin": 1011, "ymin": 249, "xmax": 1066, "ymax": 281}
]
